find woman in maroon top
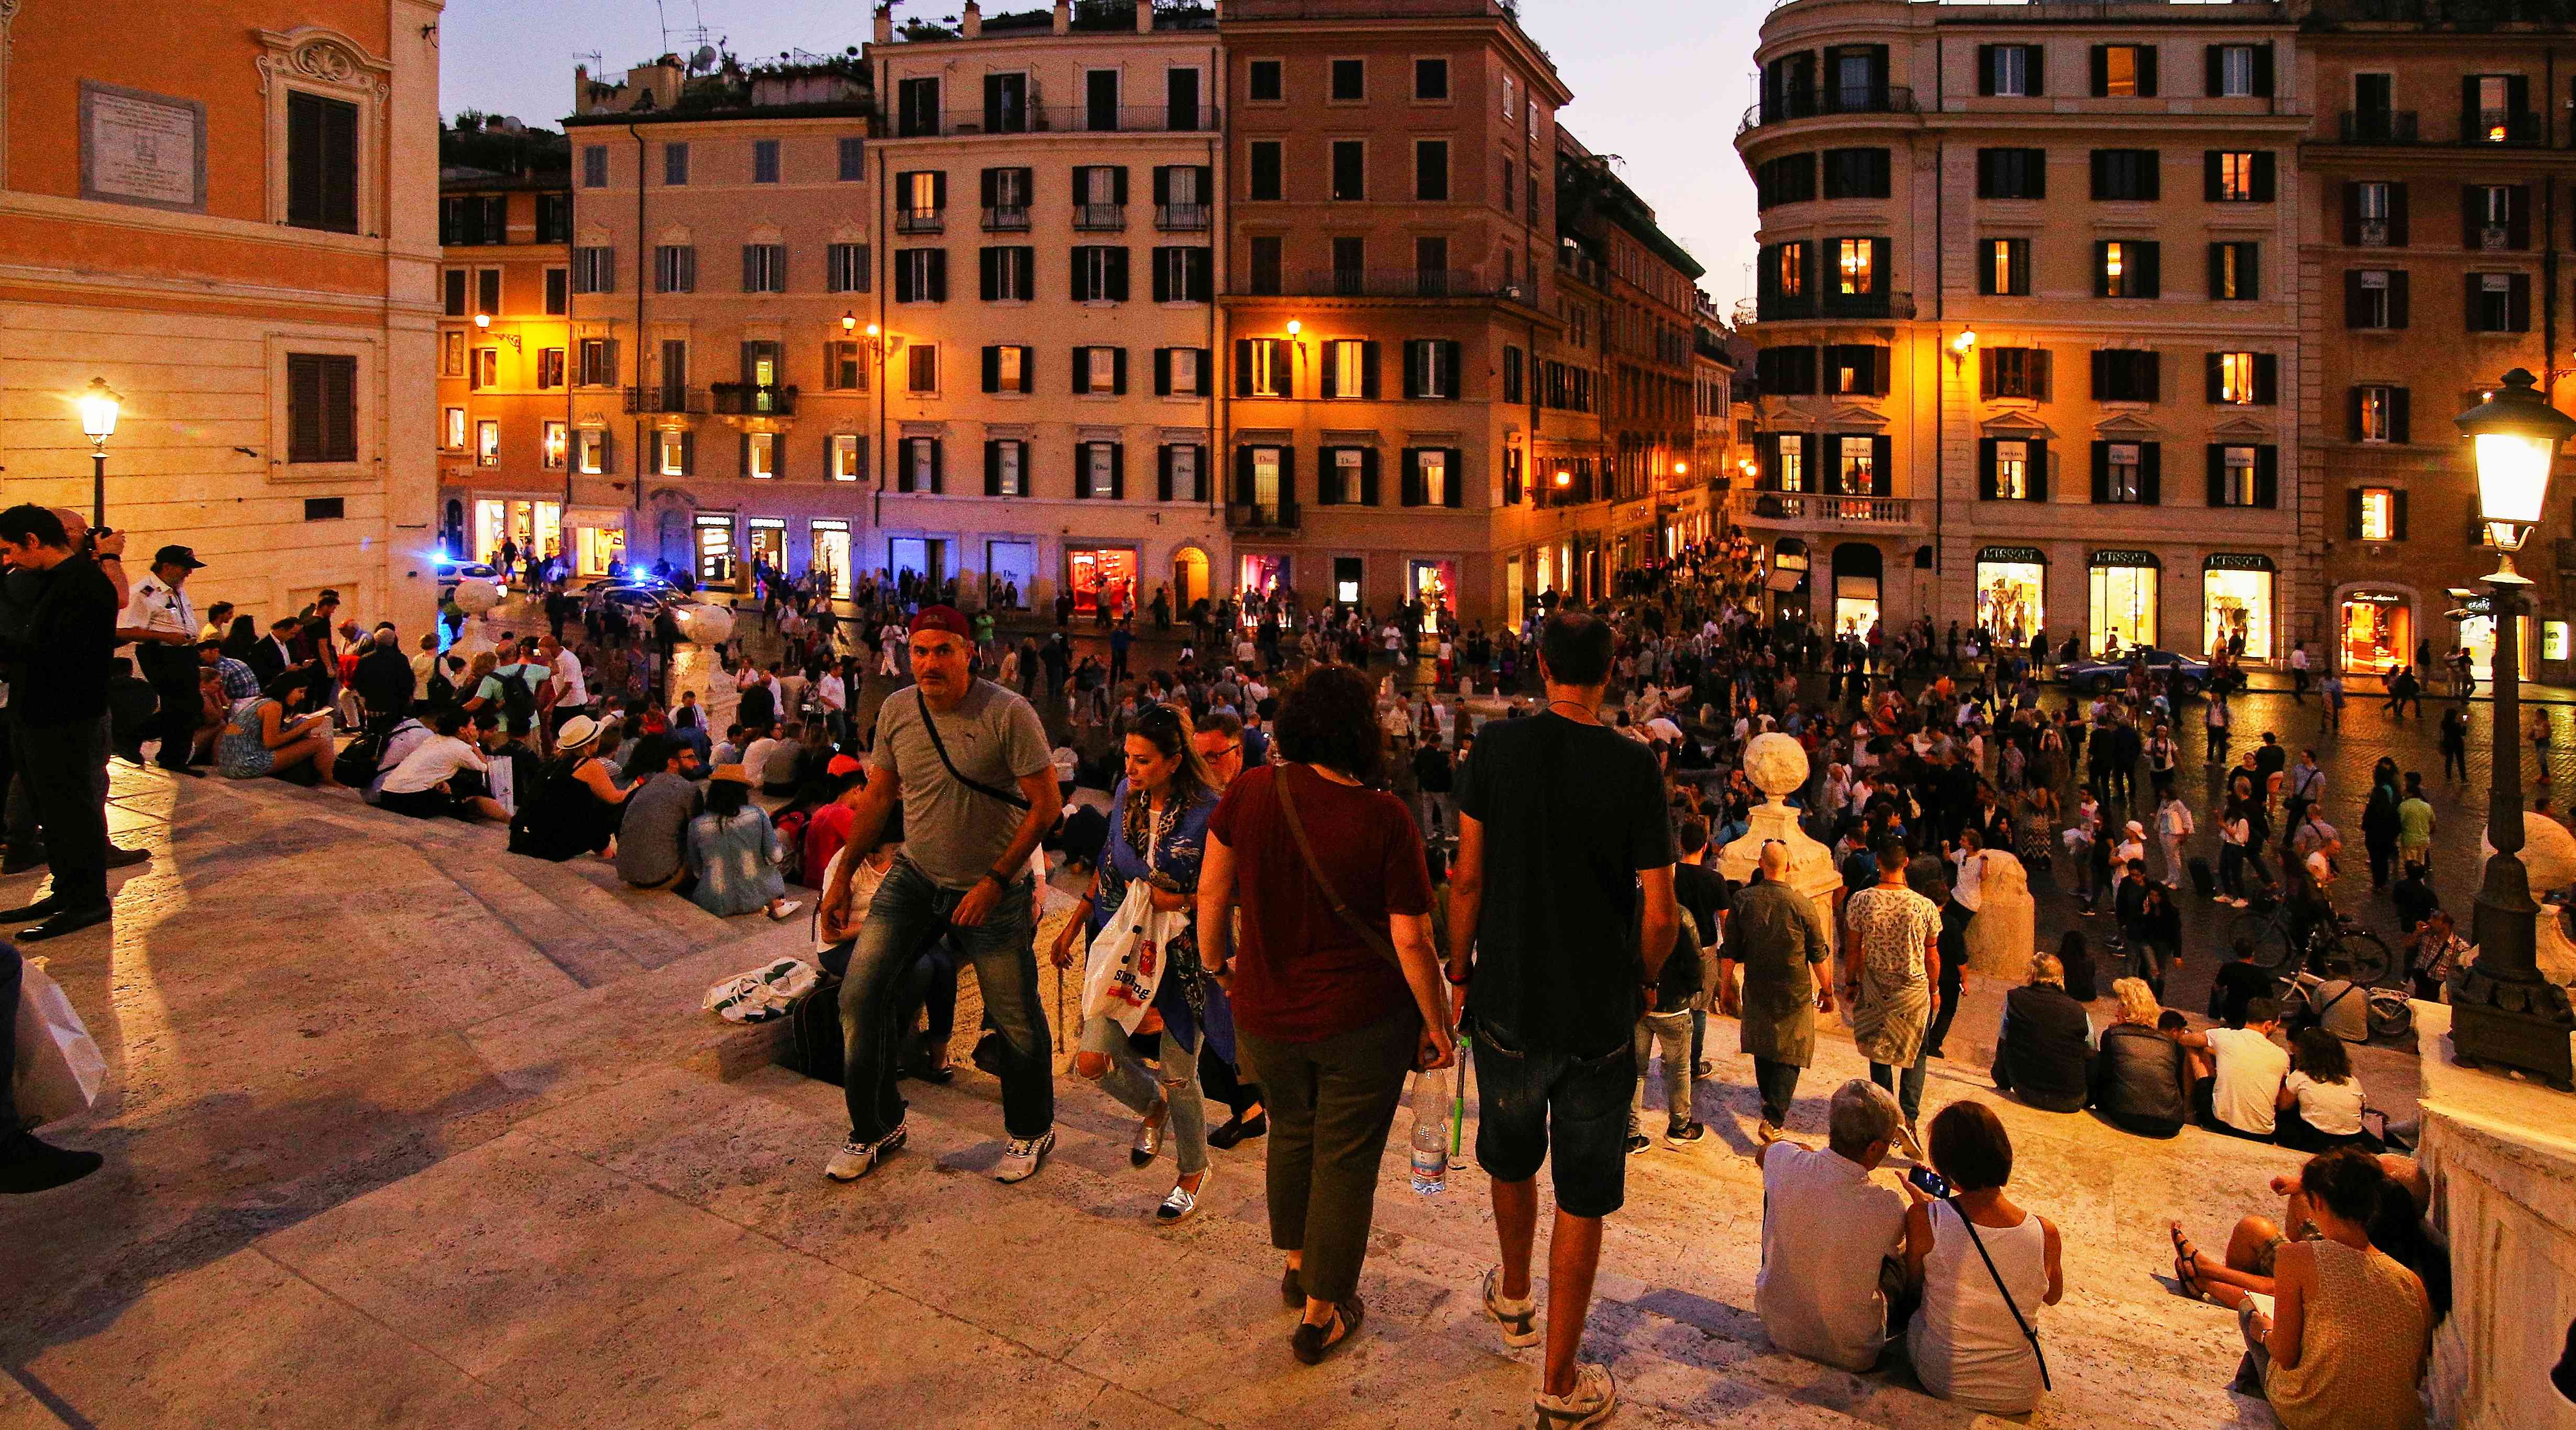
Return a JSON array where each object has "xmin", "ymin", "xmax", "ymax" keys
[{"xmin": 1200, "ymin": 664, "xmax": 1455, "ymax": 1366}]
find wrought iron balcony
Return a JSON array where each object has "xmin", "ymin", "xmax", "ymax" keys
[
  {"xmin": 710, "ymin": 382, "xmax": 797, "ymax": 417},
  {"xmin": 895, "ymin": 208, "xmax": 944, "ymax": 235},
  {"xmin": 1229, "ymin": 498, "xmax": 1300, "ymax": 532},
  {"xmin": 1073, "ymin": 203, "xmax": 1127, "ymax": 231},
  {"xmin": 982, "ymin": 204, "xmax": 1030, "ymax": 232},
  {"xmin": 622, "ymin": 386, "xmax": 709, "ymax": 415},
  {"xmin": 2337, "ymin": 109, "xmax": 2417, "ymax": 144},
  {"xmin": 907, "ymin": 103, "xmax": 1224, "ymax": 138},
  {"xmin": 2463, "ymin": 108, "xmax": 2544, "ymax": 146},
  {"xmin": 1156, "ymin": 202, "xmax": 1210, "ymax": 231},
  {"xmin": 1738, "ymin": 85, "xmax": 1917, "ymax": 137}
]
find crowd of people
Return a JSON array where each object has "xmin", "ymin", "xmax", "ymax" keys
[{"xmin": 2, "ymin": 511, "xmax": 2475, "ymax": 1425}]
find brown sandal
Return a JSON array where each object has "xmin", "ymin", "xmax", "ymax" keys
[{"xmin": 1292, "ymin": 1296, "xmax": 1365, "ymax": 1365}]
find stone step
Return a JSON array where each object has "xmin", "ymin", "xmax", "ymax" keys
[
  {"xmin": 496, "ymin": 856, "xmax": 713, "ymax": 970},
  {"xmin": 445, "ymin": 858, "xmax": 652, "ymax": 990},
  {"xmin": 543, "ymin": 854, "xmax": 762, "ymax": 947}
]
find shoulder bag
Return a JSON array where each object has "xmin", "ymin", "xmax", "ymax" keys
[
  {"xmin": 915, "ymin": 687, "xmax": 1030, "ymax": 812},
  {"xmin": 1270, "ymin": 763, "xmax": 1403, "ymax": 974}
]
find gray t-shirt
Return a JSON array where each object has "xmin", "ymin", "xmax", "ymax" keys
[
  {"xmin": 614, "ymin": 771, "xmax": 701, "ymax": 886},
  {"xmin": 872, "ymin": 679, "xmax": 1051, "ymax": 890}
]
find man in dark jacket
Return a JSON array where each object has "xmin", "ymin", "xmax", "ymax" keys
[
  {"xmin": 352, "ymin": 625, "xmax": 416, "ymax": 719},
  {"xmin": 1989, "ymin": 954, "xmax": 2092, "ymax": 1112},
  {"xmin": 0, "ymin": 505, "xmax": 123, "ymax": 940}
]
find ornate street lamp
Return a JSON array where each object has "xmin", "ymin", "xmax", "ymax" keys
[
  {"xmin": 2450, "ymin": 367, "xmax": 2576, "ymax": 1089},
  {"xmin": 76, "ymin": 377, "xmax": 120, "ymax": 528}
]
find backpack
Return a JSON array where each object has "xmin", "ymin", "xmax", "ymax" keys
[
  {"xmin": 772, "ymin": 807, "xmax": 809, "ymax": 885},
  {"xmin": 492, "ymin": 664, "xmax": 537, "ymax": 723},
  {"xmin": 336, "ymin": 714, "xmax": 419, "ymax": 794}
]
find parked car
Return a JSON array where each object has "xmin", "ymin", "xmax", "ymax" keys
[
  {"xmin": 432, "ymin": 556, "xmax": 504, "ymax": 600},
  {"xmin": 2061, "ymin": 647, "xmax": 2211, "ymax": 696}
]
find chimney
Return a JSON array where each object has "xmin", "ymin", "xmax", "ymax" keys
[
  {"xmin": 1136, "ymin": 0, "xmax": 1152, "ymax": 33},
  {"xmin": 1053, "ymin": 0, "xmax": 1071, "ymax": 35},
  {"xmin": 874, "ymin": 3, "xmax": 894, "ymax": 44},
  {"xmin": 963, "ymin": 0, "xmax": 982, "ymax": 37}
]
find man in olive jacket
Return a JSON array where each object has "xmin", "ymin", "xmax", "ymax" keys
[{"xmin": 1732, "ymin": 841, "xmax": 1836, "ymax": 1134}]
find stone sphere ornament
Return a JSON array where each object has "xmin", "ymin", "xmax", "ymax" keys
[
  {"xmin": 1741, "ymin": 731, "xmax": 1811, "ymax": 801},
  {"xmin": 674, "ymin": 601, "xmax": 734, "ymax": 646},
  {"xmin": 451, "ymin": 579, "xmax": 502, "ymax": 617}
]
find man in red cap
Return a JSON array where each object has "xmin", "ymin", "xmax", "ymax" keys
[{"xmin": 818, "ymin": 605, "xmax": 1064, "ymax": 1184}]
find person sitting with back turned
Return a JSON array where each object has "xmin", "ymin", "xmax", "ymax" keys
[
  {"xmin": 507, "ymin": 714, "xmax": 630, "ymax": 861},
  {"xmin": 2175, "ymin": 997, "xmax": 2292, "ymax": 1140},
  {"xmin": 1905, "ymin": 1101, "xmax": 2065, "ymax": 1416},
  {"xmin": 685, "ymin": 764, "xmax": 800, "ymax": 921},
  {"xmin": 2091, "ymin": 977, "xmax": 2194, "ymax": 1137},
  {"xmin": 1990, "ymin": 953, "xmax": 2094, "ymax": 1113},
  {"xmin": 613, "ymin": 734, "xmax": 703, "ymax": 889},
  {"xmin": 1752, "ymin": 1079, "xmax": 1917, "ymax": 1372},
  {"xmin": 375, "ymin": 705, "xmax": 507, "ymax": 822}
]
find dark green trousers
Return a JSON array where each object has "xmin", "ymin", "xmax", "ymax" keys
[{"xmin": 1239, "ymin": 1010, "xmax": 1420, "ymax": 1305}]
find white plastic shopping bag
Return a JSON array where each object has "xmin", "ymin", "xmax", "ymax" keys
[
  {"xmin": 14, "ymin": 957, "xmax": 105, "ymax": 1127},
  {"xmin": 1078, "ymin": 880, "xmax": 1181, "ymax": 1036}
]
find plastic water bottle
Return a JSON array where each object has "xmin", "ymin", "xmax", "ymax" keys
[{"xmin": 1410, "ymin": 1065, "xmax": 1451, "ymax": 1195}]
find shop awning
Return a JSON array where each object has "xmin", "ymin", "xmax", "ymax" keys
[{"xmin": 563, "ymin": 507, "xmax": 628, "ymax": 528}]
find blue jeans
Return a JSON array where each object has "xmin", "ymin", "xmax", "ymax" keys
[{"xmin": 839, "ymin": 856, "xmax": 1051, "ymax": 1143}]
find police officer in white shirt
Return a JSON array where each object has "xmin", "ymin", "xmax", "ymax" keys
[{"xmin": 115, "ymin": 545, "xmax": 205, "ymax": 772}]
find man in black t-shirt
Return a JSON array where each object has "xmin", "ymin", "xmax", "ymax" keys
[
  {"xmin": 1450, "ymin": 612, "xmax": 1676, "ymax": 1427},
  {"xmin": 1671, "ymin": 817, "xmax": 1733, "ymax": 1076},
  {"xmin": 2209, "ymin": 939, "xmax": 2274, "ymax": 1028}
]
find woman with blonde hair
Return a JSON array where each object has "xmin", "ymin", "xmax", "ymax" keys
[{"xmin": 2090, "ymin": 976, "xmax": 2193, "ymax": 1137}]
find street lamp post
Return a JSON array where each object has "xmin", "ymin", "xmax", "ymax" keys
[
  {"xmin": 2450, "ymin": 367, "xmax": 2576, "ymax": 1090},
  {"xmin": 76, "ymin": 377, "xmax": 120, "ymax": 528}
]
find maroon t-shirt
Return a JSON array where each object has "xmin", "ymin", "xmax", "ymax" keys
[{"xmin": 1209, "ymin": 762, "xmax": 1432, "ymax": 1043}]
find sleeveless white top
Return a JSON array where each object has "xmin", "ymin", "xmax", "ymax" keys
[{"xmin": 1907, "ymin": 1199, "xmax": 2051, "ymax": 1414}]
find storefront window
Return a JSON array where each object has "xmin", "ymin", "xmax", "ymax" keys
[
  {"xmin": 745, "ymin": 517, "xmax": 787, "ymax": 574},
  {"xmin": 986, "ymin": 541, "xmax": 1036, "ymax": 606},
  {"xmin": 2547, "ymin": 621, "xmax": 2570, "ymax": 663},
  {"xmin": 1975, "ymin": 551, "xmax": 2045, "ymax": 646},
  {"xmin": 1239, "ymin": 553, "xmax": 1289, "ymax": 600},
  {"xmin": 2203, "ymin": 563, "xmax": 2274, "ymax": 659},
  {"xmin": 810, "ymin": 519, "xmax": 852, "ymax": 597},
  {"xmin": 695, "ymin": 513, "xmax": 735, "ymax": 585},
  {"xmin": 2459, "ymin": 609, "xmax": 2533, "ymax": 682},
  {"xmin": 475, "ymin": 499, "xmax": 562, "ymax": 568},
  {"xmin": 576, "ymin": 524, "xmax": 625, "ymax": 579},
  {"xmin": 1833, "ymin": 576, "xmax": 1880, "ymax": 638},
  {"xmin": 1337, "ymin": 557, "xmax": 1364, "ymax": 606},
  {"xmin": 2337, "ymin": 591, "xmax": 2409, "ymax": 679},
  {"xmin": 1409, "ymin": 559, "xmax": 1458, "ymax": 628},
  {"xmin": 1067, "ymin": 548, "xmax": 1137, "ymax": 615},
  {"xmin": 2088, "ymin": 555, "xmax": 2159, "ymax": 652}
]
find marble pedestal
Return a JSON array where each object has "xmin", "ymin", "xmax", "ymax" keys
[{"xmin": 2413, "ymin": 1002, "xmax": 2576, "ymax": 1429}]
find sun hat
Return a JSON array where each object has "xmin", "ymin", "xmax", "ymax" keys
[
  {"xmin": 709, "ymin": 763, "xmax": 754, "ymax": 787},
  {"xmin": 556, "ymin": 715, "xmax": 602, "ymax": 750}
]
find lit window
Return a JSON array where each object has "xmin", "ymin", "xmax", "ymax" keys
[
  {"xmin": 1334, "ymin": 448, "xmax": 1365, "ymax": 503},
  {"xmin": 2217, "ymin": 152, "xmax": 2256, "ymax": 201},
  {"xmin": 908, "ymin": 343, "xmax": 939, "ymax": 394},
  {"xmin": 747, "ymin": 431, "xmax": 776, "ymax": 479},
  {"xmin": 575, "ymin": 429, "xmax": 605, "ymax": 474},
  {"xmin": 443, "ymin": 407, "xmax": 465, "ymax": 450},
  {"xmin": 831, "ymin": 434, "xmax": 862, "ymax": 482},
  {"xmin": 542, "ymin": 421, "xmax": 567, "ymax": 470},
  {"xmin": 1778, "ymin": 434, "xmax": 1806, "ymax": 492},
  {"xmin": 1330, "ymin": 340, "xmax": 1366, "ymax": 398},
  {"xmin": 2360, "ymin": 486, "xmax": 2395, "ymax": 540},
  {"xmin": 1837, "ymin": 239, "xmax": 1874, "ymax": 296},
  {"xmin": 1997, "ymin": 439, "xmax": 2030, "ymax": 499},
  {"xmin": 1776, "ymin": 243, "xmax": 1806, "ymax": 298},
  {"xmin": 2107, "ymin": 442, "xmax": 2143, "ymax": 503},
  {"xmin": 997, "ymin": 345, "xmax": 1024, "ymax": 391},
  {"xmin": 2221, "ymin": 446, "xmax": 2259, "ymax": 505},
  {"xmin": 2219, "ymin": 352, "xmax": 2256, "ymax": 404},
  {"xmin": 658, "ymin": 430, "xmax": 687, "ymax": 476},
  {"xmin": 1836, "ymin": 436, "xmax": 1874, "ymax": 495},
  {"xmin": 2358, "ymin": 384, "xmax": 2395, "ymax": 442},
  {"xmin": 476, "ymin": 419, "xmax": 500, "ymax": 467},
  {"xmin": 1418, "ymin": 449, "xmax": 1449, "ymax": 505}
]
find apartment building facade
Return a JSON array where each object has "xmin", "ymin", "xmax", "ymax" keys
[
  {"xmin": 1738, "ymin": 0, "xmax": 2309, "ymax": 658},
  {"xmin": 435, "ymin": 122, "xmax": 586, "ymax": 571},
  {"xmin": 2300, "ymin": 0, "xmax": 2576, "ymax": 687},
  {"xmin": 0, "ymin": 0, "xmax": 443, "ymax": 631},
  {"xmin": 1220, "ymin": 0, "xmax": 1575, "ymax": 626},
  {"xmin": 563, "ymin": 52, "xmax": 878, "ymax": 593},
  {"xmin": 869, "ymin": 0, "xmax": 1229, "ymax": 616}
]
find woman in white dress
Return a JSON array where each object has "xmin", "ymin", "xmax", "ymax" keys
[{"xmin": 1905, "ymin": 1101, "xmax": 2063, "ymax": 1415}]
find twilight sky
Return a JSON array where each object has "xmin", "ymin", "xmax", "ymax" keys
[{"xmin": 436, "ymin": 0, "xmax": 1766, "ymax": 304}]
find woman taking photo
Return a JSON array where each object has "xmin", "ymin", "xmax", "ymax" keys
[
  {"xmin": 1198, "ymin": 664, "xmax": 1454, "ymax": 1366},
  {"xmin": 215, "ymin": 671, "xmax": 343, "ymax": 787},
  {"xmin": 1906, "ymin": 1101, "xmax": 2063, "ymax": 1415},
  {"xmin": 1050, "ymin": 703, "xmax": 1226, "ymax": 1224}
]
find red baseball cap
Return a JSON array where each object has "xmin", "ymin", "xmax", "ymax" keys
[
  {"xmin": 909, "ymin": 605, "xmax": 973, "ymax": 640},
  {"xmin": 827, "ymin": 753, "xmax": 864, "ymax": 777}
]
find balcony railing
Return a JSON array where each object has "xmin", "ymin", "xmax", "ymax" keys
[
  {"xmin": 1732, "ymin": 489, "xmax": 1919, "ymax": 528},
  {"xmin": 710, "ymin": 382, "xmax": 797, "ymax": 417},
  {"xmin": 901, "ymin": 103, "xmax": 1224, "ymax": 139},
  {"xmin": 983, "ymin": 204, "xmax": 1030, "ymax": 232},
  {"xmin": 1156, "ymin": 202, "xmax": 1210, "ymax": 231},
  {"xmin": 1757, "ymin": 291, "xmax": 1914, "ymax": 323},
  {"xmin": 1230, "ymin": 498, "xmax": 1300, "ymax": 532},
  {"xmin": 1738, "ymin": 85, "xmax": 1916, "ymax": 136},
  {"xmin": 2338, "ymin": 109, "xmax": 2417, "ymax": 144},
  {"xmin": 1289, "ymin": 267, "xmax": 1498, "ymax": 299},
  {"xmin": 1073, "ymin": 203, "xmax": 1127, "ymax": 231},
  {"xmin": 894, "ymin": 208, "xmax": 944, "ymax": 235},
  {"xmin": 622, "ymin": 386, "xmax": 709, "ymax": 415},
  {"xmin": 2463, "ymin": 108, "xmax": 2544, "ymax": 146}
]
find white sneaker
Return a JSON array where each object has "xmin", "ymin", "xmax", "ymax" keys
[
  {"xmin": 823, "ymin": 1122, "xmax": 907, "ymax": 1182},
  {"xmin": 1534, "ymin": 1363, "xmax": 1618, "ymax": 1429},
  {"xmin": 994, "ymin": 1128, "xmax": 1056, "ymax": 1183},
  {"xmin": 1481, "ymin": 1265, "xmax": 1540, "ymax": 1348},
  {"xmin": 767, "ymin": 900, "xmax": 803, "ymax": 922}
]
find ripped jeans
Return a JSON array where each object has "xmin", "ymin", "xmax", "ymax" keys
[{"xmin": 1080, "ymin": 1013, "xmax": 1207, "ymax": 1177}]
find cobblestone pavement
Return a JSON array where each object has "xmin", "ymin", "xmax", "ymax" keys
[{"xmin": 2, "ymin": 753, "xmax": 2332, "ymax": 1429}]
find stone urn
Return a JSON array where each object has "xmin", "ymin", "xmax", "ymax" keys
[{"xmin": 1716, "ymin": 732, "xmax": 1845, "ymax": 952}]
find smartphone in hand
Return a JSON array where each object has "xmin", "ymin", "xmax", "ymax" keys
[{"xmin": 1909, "ymin": 1166, "xmax": 1952, "ymax": 1200}]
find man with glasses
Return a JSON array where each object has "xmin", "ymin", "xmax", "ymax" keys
[{"xmin": 1192, "ymin": 709, "xmax": 1246, "ymax": 789}]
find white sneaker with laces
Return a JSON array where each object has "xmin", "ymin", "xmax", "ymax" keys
[
  {"xmin": 1481, "ymin": 1266, "xmax": 1539, "ymax": 1348},
  {"xmin": 823, "ymin": 1122, "xmax": 907, "ymax": 1182},
  {"xmin": 994, "ymin": 1128, "xmax": 1056, "ymax": 1183},
  {"xmin": 1534, "ymin": 1362, "xmax": 1618, "ymax": 1429}
]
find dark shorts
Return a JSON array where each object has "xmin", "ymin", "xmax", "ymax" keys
[{"xmin": 1471, "ymin": 1017, "xmax": 1636, "ymax": 1219}]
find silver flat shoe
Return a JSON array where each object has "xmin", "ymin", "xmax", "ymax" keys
[
  {"xmin": 1131, "ymin": 1103, "xmax": 1168, "ymax": 1168},
  {"xmin": 1156, "ymin": 1166, "xmax": 1210, "ymax": 1225}
]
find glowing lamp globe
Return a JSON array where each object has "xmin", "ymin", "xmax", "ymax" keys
[{"xmin": 2454, "ymin": 368, "xmax": 2576, "ymax": 555}]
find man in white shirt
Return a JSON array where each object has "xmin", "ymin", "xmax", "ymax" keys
[
  {"xmin": 816, "ymin": 666, "xmax": 848, "ymax": 745},
  {"xmin": 539, "ymin": 634, "xmax": 589, "ymax": 732},
  {"xmin": 1753, "ymin": 1080, "xmax": 1919, "ymax": 1371},
  {"xmin": 116, "ymin": 544, "xmax": 205, "ymax": 770},
  {"xmin": 2179, "ymin": 1001, "xmax": 2290, "ymax": 1138}
]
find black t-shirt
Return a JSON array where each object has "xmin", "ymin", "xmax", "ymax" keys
[
  {"xmin": 1673, "ymin": 861, "xmax": 1731, "ymax": 950},
  {"xmin": 2212, "ymin": 959, "xmax": 2273, "ymax": 1026},
  {"xmin": 1457, "ymin": 713, "xmax": 1676, "ymax": 1057}
]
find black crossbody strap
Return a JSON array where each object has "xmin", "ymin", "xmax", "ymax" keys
[
  {"xmin": 916, "ymin": 687, "xmax": 1030, "ymax": 811},
  {"xmin": 1272, "ymin": 764, "xmax": 1404, "ymax": 974},
  {"xmin": 1946, "ymin": 1200, "xmax": 2052, "ymax": 1391}
]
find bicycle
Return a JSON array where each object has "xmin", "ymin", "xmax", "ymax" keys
[
  {"xmin": 2226, "ymin": 899, "xmax": 2394, "ymax": 985},
  {"xmin": 2274, "ymin": 968, "xmax": 2415, "ymax": 1043}
]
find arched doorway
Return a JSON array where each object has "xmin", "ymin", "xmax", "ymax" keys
[
  {"xmin": 1830, "ymin": 542, "xmax": 1884, "ymax": 637},
  {"xmin": 442, "ymin": 498, "xmax": 465, "ymax": 558},
  {"xmin": 1172, "ymin": 546, "xmax": 1209, "ymax": 609}
]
